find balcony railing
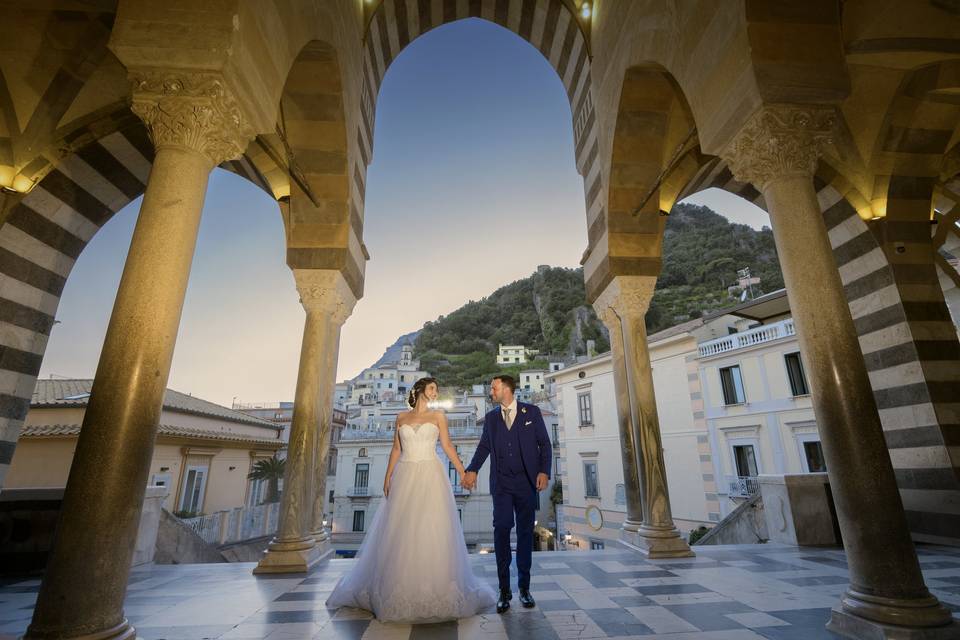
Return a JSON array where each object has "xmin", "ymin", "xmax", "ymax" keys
[
  {"xmin": 347, "ymin": 486, "xmax": 371, "ymax": 497},
  {"xmin": 452, "ymin": 485, "xmax": 470, "ymax": 496},
  {"xmin": 698, "ymin": 318, "xmax": 796, "ymax": 358},
  {"xmin": 727, "ymin": 475, "xmax": 761, "ymax": 497},
  {"xmin": 179, "ymin": 501, "xmax": 280, "ymax": 546}
]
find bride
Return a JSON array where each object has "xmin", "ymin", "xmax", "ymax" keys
[{"xmin": 325, "ymin": 377, "xmax": 497, "ymax": 623}]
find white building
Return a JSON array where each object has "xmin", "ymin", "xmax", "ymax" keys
[
  {"xmin": 519, "ymin": 369, "xmax": 547, "ymax": 393},
  {"xmin": 496, "ymin": 344, "xmax": 539, "ymax": 365},
  {"xmin": 549, "ymin": 290, "xmax": 821, "ymax": 549}
]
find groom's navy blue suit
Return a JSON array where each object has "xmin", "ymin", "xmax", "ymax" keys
[{"xmin": 466, "ymin": 401, "xmax": 552, "ymax": 592}]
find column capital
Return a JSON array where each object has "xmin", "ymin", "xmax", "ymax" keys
[
  {"xmin": 592, "ymin": 276, "xmax": 657, "ymax": 325},
  {"xmin": 293, "ymin": 269, "xmax": 357, "ymax": 324},
  {"xmin": 721, "ymin": 105, "xmax": 836, "ymax": 191},
  {"xmin": 129, "ymin": 69, "xmax": 255, "ymax": 166}
]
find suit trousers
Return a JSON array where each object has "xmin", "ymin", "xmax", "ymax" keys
[{"xmin": 492, "ymin": 475, "xmax": 537, "ymax": 592}]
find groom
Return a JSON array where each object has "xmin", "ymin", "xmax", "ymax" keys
[{"xmin": 463, "ymin": 375, "xmax": 552, "ymax": 613}]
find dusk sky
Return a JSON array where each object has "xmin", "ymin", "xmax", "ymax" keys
[{"xmin": 38, "ymin": 19, "xmax": 767, "ymax": 407}]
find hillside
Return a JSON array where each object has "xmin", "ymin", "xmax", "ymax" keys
[
  {"xmin": 647, "ymin": 203, "xmax": 783, "ymax": 330},
  {"xmin": 391, "ymin": 203, "xmax": 784, "ymax": 388}
]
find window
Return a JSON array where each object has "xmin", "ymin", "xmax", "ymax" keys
[
  {"xmin": 354, "ymin": 463, "xmax": 369, "ymax": 488},
  {"xmin": 578, "ymin": 392, "xmax": 593, "ymax": 426},
  {"xmin": 804, "ymin": 440, "xmax": 827, "ymax": 472},
  {"xmin": 352, "ymin": 510, "xmax": 365, "ymax": 532},
  {"xmin": 590, "ymin": 540, "xmax": 605, "ymax": 550},
  {"xmin": 358, "ymin": 447, "xmax": 367, "ymax": 457},
  {"xmin": 247, "ymin": 478, "xmax": 266, "ymax": 507},
  {"xmin": 785, "ymin": 352, "xmax": 809, "ymax": 396},
  {"xmin": 179, "ymin": 466, "xmax": 208, "ymax": 513},
  {"xmin": 719, "ymin": 365, "xmax": 746, "ymax": 405},
  {"xmin": 584, "ymin": 461, "xmax": 599, "ymax": 497},
  {"xmin": 552, "ymin": 424, "xmax": 560, "ymax": 445},
  {"xmin": 615, "ymin": 483, "xmax": 626, "ymax": 506},
  {"xmin": 457, "ymin": 508, "xmax": 462, "ymax": 522},
  {"xmin": 733, "ymin": 444, "xmax": 759, "ymax": 477},
  {"xmin": 328, "ymin": 489, "xmax": 334, "ymax": 503},
  {"xmin": 555, "ymin": 456, "xmax": 561, "ymax": 475},
  {"xmin": 449, "ymin": 461, "xmax": 458, "ymax": 485}
]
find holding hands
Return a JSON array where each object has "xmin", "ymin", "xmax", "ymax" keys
[{"xmin": 462, "ymin": 471, "xmax": 478, "ymax": 490}]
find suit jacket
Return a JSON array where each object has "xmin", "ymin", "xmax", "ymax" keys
[{"xmin": 466, "ymin": 401, "xmax": 552, "ymax": 496}]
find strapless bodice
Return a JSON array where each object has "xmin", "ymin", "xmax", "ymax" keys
[{"xmin": 398, "ymin": 422, "xmax": 440, "ymax": 462}]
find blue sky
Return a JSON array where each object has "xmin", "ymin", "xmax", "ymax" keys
[{"xmin": 38, "ymin": 19, "xmax": 767, "ymax": 407}]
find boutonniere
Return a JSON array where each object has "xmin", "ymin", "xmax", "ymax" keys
[{"xmin": 521, "ymin": 407, "xmax": 527, "ymax": 414}]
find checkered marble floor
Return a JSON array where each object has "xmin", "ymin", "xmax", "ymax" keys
[{"xmin": 2, "ymin": 543, "xmax": 959, "ymax": 639}]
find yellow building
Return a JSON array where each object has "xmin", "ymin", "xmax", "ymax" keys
[{"xmin": 6, "ymin": 380, "xmax": 283, "ymax": 516}]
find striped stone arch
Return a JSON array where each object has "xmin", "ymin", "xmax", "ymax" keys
[
  {"xmin": 583, "ymin": 64, "xmax": 697, "ymax": 301},
  {"xmin": 0, "ymin": 123, "xmax": 152, "ymax": 486},
  {"xmin": 356, "ymin": 0, "xmax": 600, "ymax": 247},
  {"xmin": 679, "ymin": 157, "xmax": 960, "ymax": 544},
  {"xmin": 0, "ymin": 117, "xmax": 287, "ymax": 490}
]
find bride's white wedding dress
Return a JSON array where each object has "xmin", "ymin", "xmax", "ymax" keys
[{"xmin": 325, "ymin": 422, "xmax": 497, "ymax": 623}]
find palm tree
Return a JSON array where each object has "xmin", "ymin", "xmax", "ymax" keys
[{"xmin": 247, "ymin": 456, "xmax": 285, "ymax": 504}]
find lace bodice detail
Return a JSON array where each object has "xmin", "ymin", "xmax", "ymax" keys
[{"xmin": 398, "ymin": 422, "xmax": 440, "ymax": 462}]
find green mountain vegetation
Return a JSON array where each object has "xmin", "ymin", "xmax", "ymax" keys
[
  {"xmin": 646, "ymin": 203, "xmax": 783, "ymax": 331},
  {"xmin": 411, "ymin": 203, "xmax": 783, "ymax": 388}
]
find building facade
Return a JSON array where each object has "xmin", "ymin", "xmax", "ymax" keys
[
  {"xmin": 551, "ymin": 291, "xmax": 824, "ymax": 547},
  {"xmin": 7, "ymin": 380, "xmax": 284, "ymax": 516}
]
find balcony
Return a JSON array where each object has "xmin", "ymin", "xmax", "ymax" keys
[
  {"xmin": 698, "ymin": 318, "xmax": 796, "ymax": 358},
  {"xmin": 346, "ymin": 486, "xmax": 372, "ymax": 497},
  {"xmin": 728, "ymin": 475, "xmax": 761, "ymax": 497}
]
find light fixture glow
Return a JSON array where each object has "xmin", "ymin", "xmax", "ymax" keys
[
  {"xmin": 0, "ymin": 165, "xmax": 36, "ymax": 194},
  {"xmin": 580, "ymin": 2, "xmax": 591, "ymax": 19}
]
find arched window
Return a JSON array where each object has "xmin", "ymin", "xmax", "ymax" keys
[{"xmin": 358, "ymin": 447, "xmax": 367, "ymax": 457}]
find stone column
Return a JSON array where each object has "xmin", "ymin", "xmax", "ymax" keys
[
  {"xmin": 255, "ymin": 270, "xmax": 355, "ymax": 573},
  {"xmin": 594, "ymin": 299, "xmax": 644, "ymax": 532},
  {"xmin": 308, "ymin": 274, "xmax": 354, "ymax": 543},
  {"xmin": 723, "ymin": 105, "xmax": 954, "ymax": 638},
  {"xmin": 25, "ymin": 72, "xmax": 253, "ymax": 640},
  {"xmin": 594, "ymin": 277, "xmax": 693, "ymax": 558}
]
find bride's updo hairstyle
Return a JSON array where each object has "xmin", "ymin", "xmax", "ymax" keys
[{"xmin": 407, "ymin": 377, "xmax": 439, "ymax": 409}]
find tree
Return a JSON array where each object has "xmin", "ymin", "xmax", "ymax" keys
[{"xmin": 247, "ymin": 455, "xmax": 285, "ymax": 504}]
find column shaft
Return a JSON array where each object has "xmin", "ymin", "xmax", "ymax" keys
[
  {"xmin": 255, "ymin": 310, "xmax": 324, "ymax": 572},
  {"xmin": 618, "ymin": 312, "xmax": 678, "ymax": 532},
  {"xmin": 602, "ymin": 310, "xmax": 645, "ymax": 528},
  {"xmin": 311, "ymin": 323, "xmax": 342, "ymax": 539},
  {"xmin": 26, "ymin": 146, "xmax": 213, "ymax": 640}
]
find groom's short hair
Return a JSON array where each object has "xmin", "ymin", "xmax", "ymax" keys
[{"xmin": 494, "ymin": 375, "xmax": 516, "ymax": 392}]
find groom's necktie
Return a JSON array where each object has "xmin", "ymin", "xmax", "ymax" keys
[{"xmin": 503, "ymin": 407, "xmax": 512, "ymax": 430}]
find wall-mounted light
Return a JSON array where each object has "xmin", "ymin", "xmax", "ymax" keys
[
  {"xmin": 228, "ymin": 466, "xmax": 236, "ymax": 471},
  {"xmin": 580, "ymin": 2, "xmax": 592, "ymax": 19},
  {"xmin": 160, "ymin": 466, "xmax": 170, "ymax": 472},
  {"xmin": 322, "ymin": 519, "xmax": 329, "ymax": 527}
]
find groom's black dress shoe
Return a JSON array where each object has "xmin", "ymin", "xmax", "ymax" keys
[
  {"xmin": 496, "ymin": 590, "xmax": 512, "ymax": 613},
  {"xmin": 519, "ymin": 588, "xmax": 536, "ymax": 608}
]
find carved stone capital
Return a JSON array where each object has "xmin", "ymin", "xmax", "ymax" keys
[
  {"xmin": 592, "ymin": 276, "xmax": 657, "ymax": 325},
  {"xmin": 722, "ymin": 105, "xmax": 836, "ymax": 191},
  {"xmin": 129, "ymin": 70, "xmax": 255, "ymax": 166},
  {"xmin": 293, "ymin": 269, "xmax": 357, "ymax": 323}
]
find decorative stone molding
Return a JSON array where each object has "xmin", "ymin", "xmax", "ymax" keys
[
  {"xmin": 293, "ymin": 269, "xmax": 357, "ymax": 323},
  {"xmin": 592, "ymin": 276, "xmax": 657, "ymax": 324},
  {"xmin": 129, "ymin": 70, "xmax": 255, "ymax": 166},
  {"xmin": 722, "ymin": 105, "xmax": 836, "ymax": 190}
]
